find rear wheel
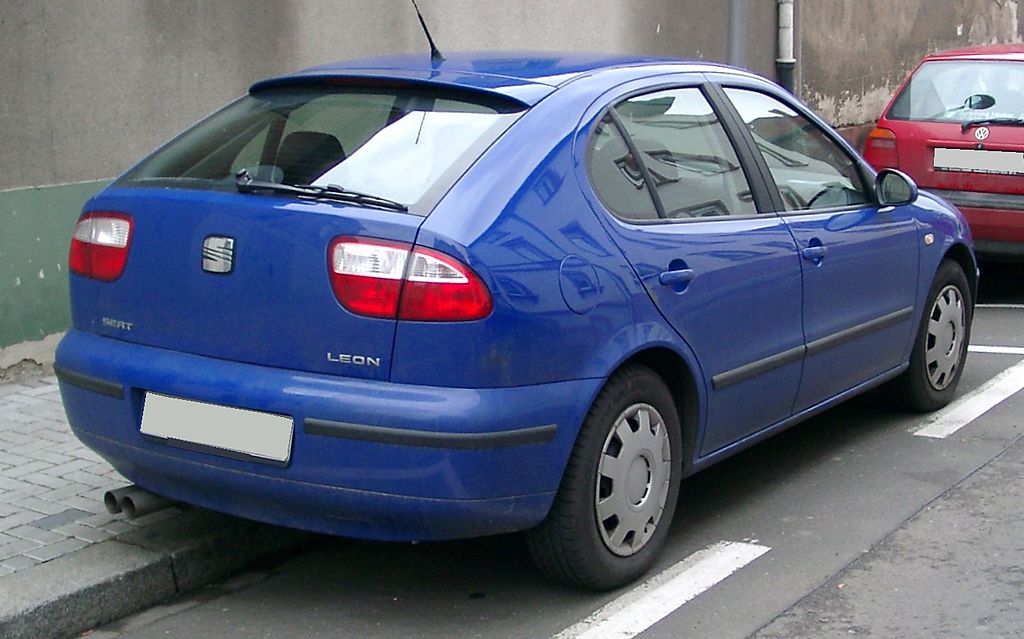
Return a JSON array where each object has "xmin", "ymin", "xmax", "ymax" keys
[
  {"xmin": 527, "ymin": 365, "xmax": 681, "ymax": 590},
  {"xmin": 888, "ymin": 259, "xmax": 972, "ymax": 411}
]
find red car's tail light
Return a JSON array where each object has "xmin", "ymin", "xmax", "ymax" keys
[
  {"xmin": 863, "ymin": 127, "xmax": 899, "ymax": 170},
  {"xmin": 68, "ymin": 212, "xmax": 133, "ymax": 281},
  {"xmin": 328, "ymin": 237, "xmax": 493, "ymax": 321}
]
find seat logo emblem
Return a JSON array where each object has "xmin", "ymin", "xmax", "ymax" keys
[
  {"xmin": 974, "ymin": 127, "xmax": 990, "ymax": 141},
  {"xmin": 202, "ymin": 236, "xmax": 235, "ymax": 274}
]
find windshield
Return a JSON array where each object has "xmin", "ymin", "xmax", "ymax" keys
[
  {"xmin": 117, "ymin": 85, "xmax": 525, "ymax": 213},
  {"xmin": 888, "ymin": 59, "xmax": 1024, "ymax": 123}
]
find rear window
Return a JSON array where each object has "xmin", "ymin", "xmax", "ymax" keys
[
  {"xmin": 118, "ymin": 84, "xmax": 525, "ymax": 212},
  {"xmin": 888, "ymin": 59, "xmax": 1024, "ymax": 122}
]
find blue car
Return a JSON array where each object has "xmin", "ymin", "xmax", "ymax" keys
[{"xmin": 56, "ymin": 52, "xmax": 976, "ymax": 590}]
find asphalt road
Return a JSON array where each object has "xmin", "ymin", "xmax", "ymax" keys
[{"xmin": 89, "ymin": 260, "xmax": 1023, "ymax": 639}]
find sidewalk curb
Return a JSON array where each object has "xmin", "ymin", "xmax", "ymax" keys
[{"xmin": 0, "ymin": 508, "xmax": 313, "ymax": 639}]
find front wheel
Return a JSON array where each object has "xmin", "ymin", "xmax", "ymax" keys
[
  {"xmin": 527, "ymin": 365, "xmax": 682, "ymax": 590},
  {"xmin": 887, "ymin": 259, "xmax": 972, "ymax": 412}
]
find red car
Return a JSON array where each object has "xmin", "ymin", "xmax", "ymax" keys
[{"xmin": 864, "ymin": 44, "xmax": 1024, "ymax": 259}]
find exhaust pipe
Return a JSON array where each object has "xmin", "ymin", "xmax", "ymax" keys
[
  {"xmin": 103, "ymin": 486, "xmax": 137, "ymax": 514},
  {"xmin": 103, "ymin": 485, "xmax": 174, "ymax": 519}
]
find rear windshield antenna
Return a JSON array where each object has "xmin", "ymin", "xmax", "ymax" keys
[{"xmin": 411, "ymin": 0, "xmax": 445, "ymax": 63}]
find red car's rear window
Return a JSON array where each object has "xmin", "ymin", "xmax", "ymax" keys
[{"xmin": 888, "ymin": 59, "xmax": 1024, "ymax": 123}]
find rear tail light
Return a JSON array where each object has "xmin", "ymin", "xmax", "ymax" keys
[
  {"xmin": 863, "ymin": 127, "xmax": 899, "ymax": 170},
  {"xmin": 328, "ymin": 238, "xmax": 408, "ymax": 318},
  {"xmin": 68, "ymin": 212, "xmax": 133, "ymax": 281},
  {"xmin": 400, "ymin": 247, "xmax": 493, "ymax": 321},
  {"xmin": 328, "ymin": 237, "xmax": 493, "ymax": 321}
]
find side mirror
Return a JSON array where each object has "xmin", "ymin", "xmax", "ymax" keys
[
  {"xmin": 876, "ymin": 169, "xmax": 918, "ymax": 207},
  {"xmin": 964, "ymin": 93, "xmax": 996, "ymax": 110}
]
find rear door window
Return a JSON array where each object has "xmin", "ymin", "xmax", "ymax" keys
[{"xmin": 587, "ymin": 87, "xmax": 758, "ymax": 221}]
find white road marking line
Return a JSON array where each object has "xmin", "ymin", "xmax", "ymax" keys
[
  {"xmin": 915, "ymin": 359, "xmax": 1024, "ymax": 439},
  {"xmin": 554, "ymin": 541, "xmax": 769, "ymax": 639},
  {"xmin": 969, "ymin": 345, "xmax": 1024, "ymax": 356},
  {"xmin": 976, "ymin": 304, "xmax": 1024, "ymax": 310}
]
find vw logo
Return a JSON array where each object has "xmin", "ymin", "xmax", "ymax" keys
[{"xmin": 974, "ymin": 127, "xmax": 990, "ymax": 141}]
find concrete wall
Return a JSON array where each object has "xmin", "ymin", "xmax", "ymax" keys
[
  {"xmin": 0, "ymin": 0, "xmax": 779, "ymax": 359},
  {"xmin": 0, "ymin": 0, "xmax": 780, "ymax": 194},
  {"xmin": 800, "ymin": 0, "xmax": 1023, "ymax": 144},
  {"xmin": 5, "ymin": 0, "xmax": 1021, "ymax": 362}
]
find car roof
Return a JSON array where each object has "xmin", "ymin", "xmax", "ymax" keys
[
  {"xmin": 249, "ymin": 51, "xmax": 739, "ymax": 106},
  {"xmin": 924, "ymin": 43, "xmax": 1024, "ymax": 62}
]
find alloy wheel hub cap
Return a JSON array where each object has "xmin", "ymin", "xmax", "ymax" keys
[
  {"xmin": 925, "ymin": 284, "xmax": 965, "ymax": 391},
  {"xmin": 595, "ymin": 403, "xmax": 671, "ymax": 557}
]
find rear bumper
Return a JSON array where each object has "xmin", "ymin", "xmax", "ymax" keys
[
  {"xmin": 927, "ymin": 188, "xmax": 1024, "ymax": 254},
  {"xmin": 960, "ymin": 207, "xmax": 1024, "ymax": 259},
  {"xmin": 55, "ymin": 330, "xmax": 600, "ymax": 540}
]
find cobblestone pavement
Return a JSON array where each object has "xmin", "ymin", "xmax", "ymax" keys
[{"xmin": 0, "ymin": 376, "xmax": 181, "ymax": 576}]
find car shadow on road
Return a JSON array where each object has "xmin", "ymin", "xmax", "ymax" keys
[
  {"xmin": 115, "ymin": 392, "xmax": 931, "ymax": 639},
  {"xmin": 978, "ymin": 259, "xmax": 1024, "ymax": 304}
]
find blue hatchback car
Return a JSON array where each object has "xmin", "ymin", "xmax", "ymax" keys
[{"xmin": 56, "ymin": 52, "xmax": 976, "ymax": 590}]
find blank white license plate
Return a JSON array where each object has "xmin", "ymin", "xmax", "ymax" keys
[
  {"xmin": 933, "ymin": 147, "xmax": 1024, "ymax": 175},
  {"xmin": 141, "ymin": 393, "xmax": 293, "ymax": 464}
]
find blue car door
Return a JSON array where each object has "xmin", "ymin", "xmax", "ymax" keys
[
  {"xmin": 580, "ymin": 83, "xmax": 805, "ymax": 456},
  {"xmin": 721, "ymin": 86, "xmax": 920, "ymax": 412}
]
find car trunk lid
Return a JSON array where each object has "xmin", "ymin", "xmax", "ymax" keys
[
  {"xmin": 895, "ymin": 122, "xmax": 1024, "ymax": 194},
  {"xmin": 71, "ymin": 187, "xmax": 423, "ymax": 381}
]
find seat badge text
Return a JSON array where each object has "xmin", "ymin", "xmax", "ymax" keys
[
  {"xmin": 102, "ymin": 317, "xmax": 134, "ymax": 331},
  {"xmin": 327, "ymin": 352, "xmax": 381, "ymax": 367}
]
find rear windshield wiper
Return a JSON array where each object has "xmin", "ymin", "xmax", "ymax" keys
[
  {"xmin": 234, "ymin": 170, "xmax": 408, "ymax": 212},
  {"xmin": 960, "ymin": 118, "xmax": 1024, "ymax": 133}
]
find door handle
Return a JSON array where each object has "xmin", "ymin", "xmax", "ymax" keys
[
  {"xmin": 801, "ymin": 245, "xmax": 827, "ymax": 262},
  {"xmin": 658, "ymin": 268, "xmax": 696, "ymax": 287}
]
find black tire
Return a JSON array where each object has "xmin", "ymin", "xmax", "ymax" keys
[
  {"xmin": 887, "ymin": 259, "xmax": 972, "ymax": 412},
  {"xmin": 526, "ymin": 364, "xmax": 682, "ymax": 590}
]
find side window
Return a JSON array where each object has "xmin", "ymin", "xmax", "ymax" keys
[
  {"xmin": 587, "ymin": 88, "xmax": 757, "ymax": 221},
  {"xmin": 723, "ymin": 88, "xmax": 871, "ymax": 212},
  {"xmin": 587, "ymin": 114, "xmax": 659, "ymax": 220},
  {"xmin": 614, "ymin": 88, "xmax": 757, "ymax": 219}
]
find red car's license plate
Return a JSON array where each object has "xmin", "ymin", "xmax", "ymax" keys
[{"xmin": 933, "ymin": 147, "xmax": 1024, "ymax": 175}]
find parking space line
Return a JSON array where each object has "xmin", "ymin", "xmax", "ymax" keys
[
  {"xmin": 915, "ymin": 358, "xmax": 1024, "ymax": 439},
  {"xmin": 976, "ymin": 304, "xmax": 1024, "ymax": 310},
  {"xmin": 554, "ymin": 541, "xmax": 769, "ymax": 639},
  {"xmin": 969, "ymin": 345, "xmax": 1024, "ymax": 356}
]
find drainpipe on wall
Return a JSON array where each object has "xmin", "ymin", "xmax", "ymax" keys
[
  {"xmin": 776, "ymin": 0, "xmax": 797, "ymax": 93},
  {"xmin": 729, "ymin": 0, "xmax": 748, "ymax": 68}
]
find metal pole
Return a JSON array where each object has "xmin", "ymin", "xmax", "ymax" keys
[
  {"xmin": 729, "ymin": 0, "xmax": 748, "ymax": 68},
  {"xmin": 776, "ymin": 0, "xmax": 797, "ymax": 93}
]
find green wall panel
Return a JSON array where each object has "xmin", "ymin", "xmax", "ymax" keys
[{"xmin": 0, "ymin": 181, "xmax": 107, "ymax": 348}]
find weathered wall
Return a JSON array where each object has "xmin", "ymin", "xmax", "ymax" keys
[
  {"xmin": 6, "ymin": 0, "xmax": 1023, "ymax": 358},
  {"xmin": 0, "ymin": 0, "xmax": 779, "ymax": 194},
  {"xmin": 0, "ymin": 0, "xmax": 778, "ymax": 355},
  {"xmin": 801, "ymin": 0, "xmax": 1023, "ymax": 132}
]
